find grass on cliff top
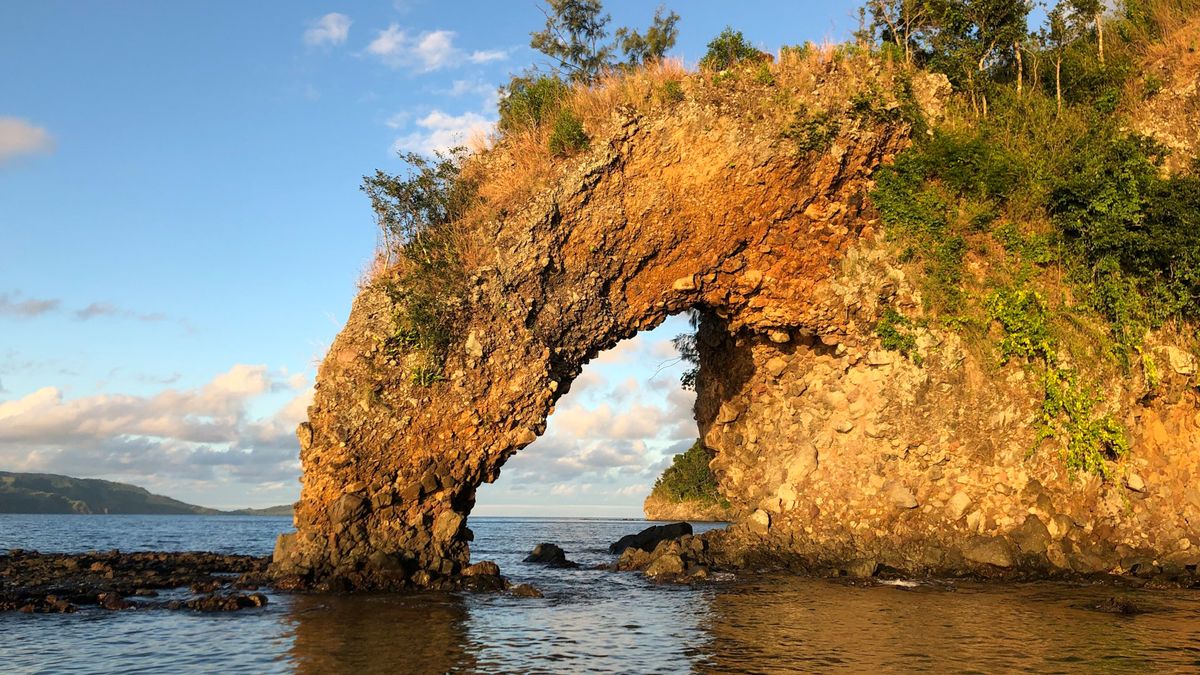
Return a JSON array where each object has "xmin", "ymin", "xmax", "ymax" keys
[{"xmin": 362, "ymin": 41, "xmax": 914, "ymax": 385}]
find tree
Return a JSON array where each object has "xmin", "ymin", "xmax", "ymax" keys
[
  {"xmin": 868, "ymin": 0, "xmax": 936, "ymax": 65},
  {"xmin": 615, "ymin": 6, "xmax": 680, "ymax": 67},
  {"xmin": 698, "ymin": 27, "xmax": 761, "ymax": 70},
  {"xmin": 530, "ymin": 0, "xmax": 614, "ymax": 84},
  {"xmin": 1069, "ymin": 0, "xmax": 1104, "ymax": 64},
  {"xmin": 924, "ymin": 0, "xmax": 1030, "ymax": 116},
  {"xmin": 1043, "ymin": 2, "xmax": 1082, "ymax": 113},
  {"xmin": 530, "ymin": 1, "xmax": 681, "ymax": 84}
]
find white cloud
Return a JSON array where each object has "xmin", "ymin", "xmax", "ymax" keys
[
  {"xmin": 468, "ymin": 49, "xmax": 508, "ymax": 64},
  {"xmin": 0, "ymin": 118, "xmax": 54, "ymax": 164},
  {"xmin": 0, "ymin": 365, "xmax": 312, "ymax": 490},
  {"xmin": 366, "ymin": 24, "xmax": 507, "ymax": 72},
  {"xmin": 391, "ymin": 110, "xmax": 493, "ymax": 155},
  {"xmin": 303, "ymin": 13, "xmax": 352, "ymax": 47}
]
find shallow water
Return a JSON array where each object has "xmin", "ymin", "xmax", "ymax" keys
[{"xmin": 3, "ymin": 514, "xmax": 1200, "ymax": 673}]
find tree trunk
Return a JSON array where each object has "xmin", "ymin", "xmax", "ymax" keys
[
  {"xmin": 1015, "ymin": 41, "xmax": 1023, "ymax": 97},
  {"xmin": 1096, "ymin": 14, "xmax": 1105, "ymax": 65},
  {"xmin": 1055, "ymin": 57, "xmax": 1063, "ymax": 114}
]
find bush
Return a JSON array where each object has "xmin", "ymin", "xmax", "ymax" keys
[
  {"xmin": 659, "ymin": 79, "xmax": 684, "ymax": 105},
  {"xmin": 985, "ymin": 288, "xmax": 1055, "ymax": 364},
  {"xmin": 362, "ymin": 149, "xmax": 477, "ymax": 385},
  {"xmin": 498, "ymin": 74, "xmax": 569, "ymax": 134},
  {"xmin": 547, "ymin": 108, "xmax": 589, "ymax": 157},
  {"xmin": 653, "ymin": 441, "xmax": 721, "ymax": 504},
  {"xmin": 782, "ymin": 106, "xmax": 841, "ymax": 153},
  {"xmin": 699, "ymin": 27, "xmax": 761, "ymax": 71},
  {"xmin": 874, "ymin": 308, "xmax": 921, "ymax": 363}
]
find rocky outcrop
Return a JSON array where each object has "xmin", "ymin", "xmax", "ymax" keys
[
  {"xmin": 271, "ymin": 54, "xmax": 1200, "ymax": 591},
  {"xmin": 642, "ymin": 493, "xmax": 730, "ymax": 522}
]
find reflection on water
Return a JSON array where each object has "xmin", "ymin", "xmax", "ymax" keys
[
  {"xmin": 285, "ymin": 593, "xmax": 475, "ymax": 674},
  {"xmin": 4, "ymin": 515, "xmax": 1200, "ymax": 673},
  {"xmin": 697, "ymin": 574, "xmax": 1200, "ymax": 673}
]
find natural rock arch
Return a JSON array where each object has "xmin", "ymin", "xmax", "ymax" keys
[{"xmin": 270, "ymin": 98, "xmax": 911, "ymax": 589}]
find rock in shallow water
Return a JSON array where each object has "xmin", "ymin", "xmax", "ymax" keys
[
  {"xmin": 523, "ymin": 543, "xmax": 579, "ymax": 568},
  {"xmin": 609, "ymin": 523, "xmax": 694, "ymax": 555}
]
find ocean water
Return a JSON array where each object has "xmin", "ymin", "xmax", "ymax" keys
[{"xmin": 3, "ymin": 514, "xmax": 1200, "ymax": 673}]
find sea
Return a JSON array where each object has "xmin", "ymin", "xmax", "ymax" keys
[{"xmin": 3, "ymin": 514, "xmax": 1200, "ymax": 673}]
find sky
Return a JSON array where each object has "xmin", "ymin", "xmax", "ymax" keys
[{"xmin": 0, "ymin": 0, "xmax": 860, "ymax": 514}]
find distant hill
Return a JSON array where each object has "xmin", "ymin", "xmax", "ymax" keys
[{"xmin": 0, "ymin": 472, "xmax": 293, "ymax": 517}]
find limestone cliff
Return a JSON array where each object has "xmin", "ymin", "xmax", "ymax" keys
[{"xmin": 271, "ymin": 51, "xmax": 1200, "ymax": 591}]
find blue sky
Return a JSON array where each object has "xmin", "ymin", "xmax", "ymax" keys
[{"xmin": 0, "ymin": 0, "xmax": 860, "ymax": 513}]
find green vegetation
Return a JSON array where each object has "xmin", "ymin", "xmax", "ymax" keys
[
  {"xmin": 699, "ymin": 27, "xmax": 762, "ymax": 71},
  {"xmin": 861, "ymin": 0, "xmax": 1199, "ymax": 477},
  {"xmin": 362, "ymin": 150, "xmax": 477, "ymax": 385},
  {"xmin": 652, "ymin": 441, "xmax": 724, "ymax": 504},
  {"xmin": 782, "ymin": 105, "xmax": 841, "ymax": 153},
  {"xmin": 875, "ymin": 308, "xmax": 922, "ymax": 363},
  {"xmin": 529, "ymin": 0, "xmax": 679, "ymax": 83},
  {"xmin": 548, "ymin": 108, "xmax": 590, "ymax": 157},
  {"xmin": 497, "ymin": 75, "xmax": 569, "ymax": 133}
]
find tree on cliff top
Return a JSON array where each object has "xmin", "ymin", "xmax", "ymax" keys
[{"xmin": 530, "ymin": 0, "xmax": 680, "ymax": 83}]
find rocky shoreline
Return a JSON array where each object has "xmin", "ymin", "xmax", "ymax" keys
[
  {"xmin": 0, "ymin": 550, "xmax": 271, "ymax": 613},
  {"xmin": 9, "ymin": 516, "xmax": 1200, "ymax": 614}
]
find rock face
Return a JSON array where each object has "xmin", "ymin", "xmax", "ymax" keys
[{"xmin": 270, "ymin": 61, "xmax": 1200, "ymax": 591}]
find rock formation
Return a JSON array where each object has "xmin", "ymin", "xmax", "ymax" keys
[{"xmin": 270, "ymin": 54, "xmax": 1200, "ymax": 591}]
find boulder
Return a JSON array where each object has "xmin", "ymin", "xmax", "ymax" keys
[
  {"xmin": 645, "ymin": 553, "xmax": 686, "ymax": 577},
  {"xmin": 1010, "ymin": 515, "xmax": 1051, "ymax": 555},
  {"xmin": 523, "ymin": 543, "xmax": 579, "ymax": 568},
  {"xmin": 511, "ymin": 583, "xmax": 543, "ymax": 598},
  {"xmin": 608, "ymin": 522, "xmax": 693, "ymax": 555},
  {"xmin": 962, "ymin": 536, "xmax": 1014, "ymax": 568},
  {"xmin": 462, "ymin": 560, "xmax": 501, "ymax": 577}
]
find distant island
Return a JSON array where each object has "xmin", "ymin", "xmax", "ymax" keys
[{"xmin": 0, "ymin": 471, "xmax": 293, "ymax": 516}]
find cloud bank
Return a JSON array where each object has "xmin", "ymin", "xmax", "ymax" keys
[{"xmin": 0, "ymin": 365, "xmax": 311, "ymax": 502}]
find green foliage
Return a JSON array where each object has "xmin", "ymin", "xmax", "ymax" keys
[
  {"xmin": 672, "ymin": 310, "xmax": 701, "ymax": 390},
  {"xmin": 780, "ymin": 42, "xmax": 814, "ymax": 60},
  {"xmin": 782, "ymin": 106, "xmax": 841, "ymax": 153},
  {"xmin": 547, "ymin": 108, "xmax": 590, "ymax": 157},
  {"xmin": 498, "ymin": 75, "xmax": 569, "ymax": 133},
  {"xmin": 530, "ymin": 0, "xmax": 680, "ymax": 83},
  {"xmin": 659, "ymin": 79, "xmax": 684, "ymax": 104},
  {"xmin": 699, "ymin": 26, "xmax": 761, "ymax": 70},
  {"xmin": 653, "ymin": 440, "xmax": 721, "ymax": 504},
  {"xmin": 875, "ymin": 308, "xmax": 923, "ymax": 364},
  {"xmin": 985, "ymin": 288, "xmax": 1055, "ymax": 363},
  {"xmin": 1038, "ymin": 367, "xmax": 1129, "ymax": 478},
  {"xmin": 753, "ymin": 62, "xmax": 775, "ymax": 85},
  {"xmin": 530, "ymin": 0, "xmax": 614, "ymax": 83},
  {"xmin": 615, "ymin": 6, "xmax": 680, "ymax": 67},
  {"xmin": 363, "ymin": 149, "xmax": 477, "ymax": 386}
]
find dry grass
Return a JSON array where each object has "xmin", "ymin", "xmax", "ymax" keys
[{"xmin": 367, "ymin": 47, "xmax": 907, "ymax": 286}]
